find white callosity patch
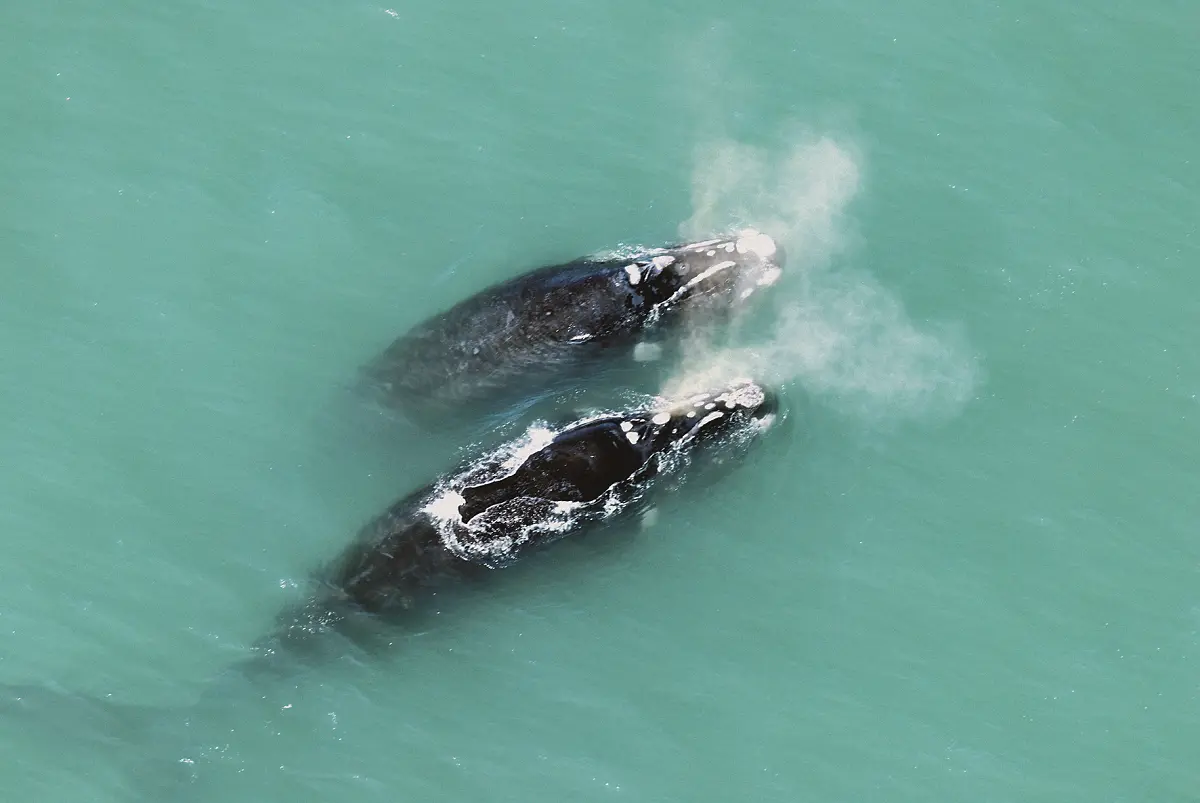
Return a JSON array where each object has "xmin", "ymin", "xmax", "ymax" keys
[
  {"xmin": 651, "ymin": 255, "xmax": 676, "ymax": 270},
  {"xmin": 712, "ymin": 381, "xmax": 766, "ymax": 410},
  {"xmin": 651, "ymin": 412, "xmax": 671, "ymax": 425},
  {"xmin": 626, "ymin": 431, "xmax": 639, "ymax": 444},
  {"xmin": 728, "ymin": 228, "xmax": 782, "ymax": 293},
  {"xmin": 734, "ymin": 228, "xmax": 777, "ymax": 260},
  {"xmin": 624, "ymin": 264, "xmax": 641, "ymax": 285},
  {"xmin": 754, "ymin": 266, "xmax": 782, "ymax": 288}
]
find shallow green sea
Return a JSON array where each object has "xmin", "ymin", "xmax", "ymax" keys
[{"xmin": 2, "ymin": 1, "xmax": 1198, "ymax": 800}]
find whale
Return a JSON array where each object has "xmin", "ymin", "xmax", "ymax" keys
[
  {"xmin": 262, "ymin": 377, "xmax": 781, "ymax": 662},
  {"xmin": 363, "ymin": 230, "xmax": 784, "ymax": 421}
]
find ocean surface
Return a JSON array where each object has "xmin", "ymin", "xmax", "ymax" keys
[{"xmin": 2, "ymin": 0, "xmax": 1198, "ymax": 800}]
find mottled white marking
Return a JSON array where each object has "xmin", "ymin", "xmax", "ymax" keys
[
  {"xmin": 706, "ymin": 250, "xmax": 716, "ymax": 257},
  {"xmin": 633, "ymin": 342, "xmax": 663, "ymax": 362},
  {"xmin": 724, "ymin": 242, "xmax": 736, "ymax": 252},
  {"xmin": 620, "ymin": 421, "xmax": 633, "ymax": 432},
  {"xmin": 696, "ymin": 411, "xmax": 725, "ymax": 428},
  {"xmin": 739, "ymin": 288, "xmax": 755, "ymax": 300},
  {"xmin": 723, "ymin": 400, "xmax": 736, "ymax": 409},
  {"xmin": 651, "ymin": 412, "xmax": 671, "ymax": 425},
  {"xmin": 735, "ymin": 229, "xmax": 777, "ymax": 259},
  {"xmin": 624, "ymin": 264, "xmax": 641, "ymax": 285},
  {"xmin": 686, "ymin": 411, "xmax": 696, "ymax": 418},
  {"xmin": 568, "ymin": 333, "xmax": 591, "ymax": 343},
  {"xmin": 640, "ymin": 507, "xmax": 659, "ymax": 529},
  {"xmin": 626, "ymin": 431, "xmax": 640, "ymax": 444},
  {"xmin": 650, "ymin": 255, "xmax": 675, "ymax": 269},
  {"xmin": 757, "ymin": 266, "xmax": 782, "ymax": 287},
  {"xmin": 686, "ymin": 238, "xmax": 722, "ymax": 250},
  {"xmin": 705, "ymin": 402, "xmax": 716, "ymax": 410},
  {"xmin": 712, "ymin": 382, "xmax": 766, "ymax": 410}
]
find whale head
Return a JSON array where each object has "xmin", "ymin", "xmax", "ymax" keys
[{"xmin": 621, "ymin": 229, "xmax": 786, "ymax": 317}]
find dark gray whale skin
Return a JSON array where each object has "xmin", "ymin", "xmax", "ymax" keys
[{"xmin": 363, "ymin": 230, "xmax": 784, "ymax": 419}]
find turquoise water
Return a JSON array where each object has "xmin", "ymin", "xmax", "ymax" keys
[{"xmin": 3, "ymin": 0, "xmax": 1198, "ymax": 800}]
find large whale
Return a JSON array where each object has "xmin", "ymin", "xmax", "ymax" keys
[
  {"xmin": 363, "ymin": 230, "xmax": 784, "ymax": 420},
  {"xmin": 263, "ymin": 377, "xmax": 780, "ymax": 662}
]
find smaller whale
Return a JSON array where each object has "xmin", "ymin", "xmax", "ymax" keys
[
  {"xmin": 264, "ymin": 378, "xmax": 781, "ymax": 659},
  {"xmin": 364, "ymin": 230, "xmax": 784, "ymax": 419}
]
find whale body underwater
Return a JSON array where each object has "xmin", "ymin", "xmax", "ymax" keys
[{"xmin": 364, "ymin": 229, "xmax": 785, "ymax": 418}]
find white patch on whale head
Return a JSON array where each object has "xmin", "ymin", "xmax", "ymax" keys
[
  {"xmin": 624, "ymin": 264, "xmax": 641, "ymax": 285},
  {"xmin": 620, "ymin": 421, "xmax": 633, "ymax": 432},
  {"xmin": 757, "ymin": 266, "xmax": 782, "ymax": 287},
  {"xmin": 651, "ymin": 255, "xmax": 675, "ymax": 269},
  {"xmin": 651, "ymin": 412, "xmax": 671, "ymax": 425},
  {"xmin": 713, "ymin": 382, "xmax": 766, "ymax": 410},
  {"xmin": 626, "ymin": 431, "xmax": 640, "ymax": 444},
  {"xmin": 734, "ymin": 229, "xmax": 777, "ymax": 259}
]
